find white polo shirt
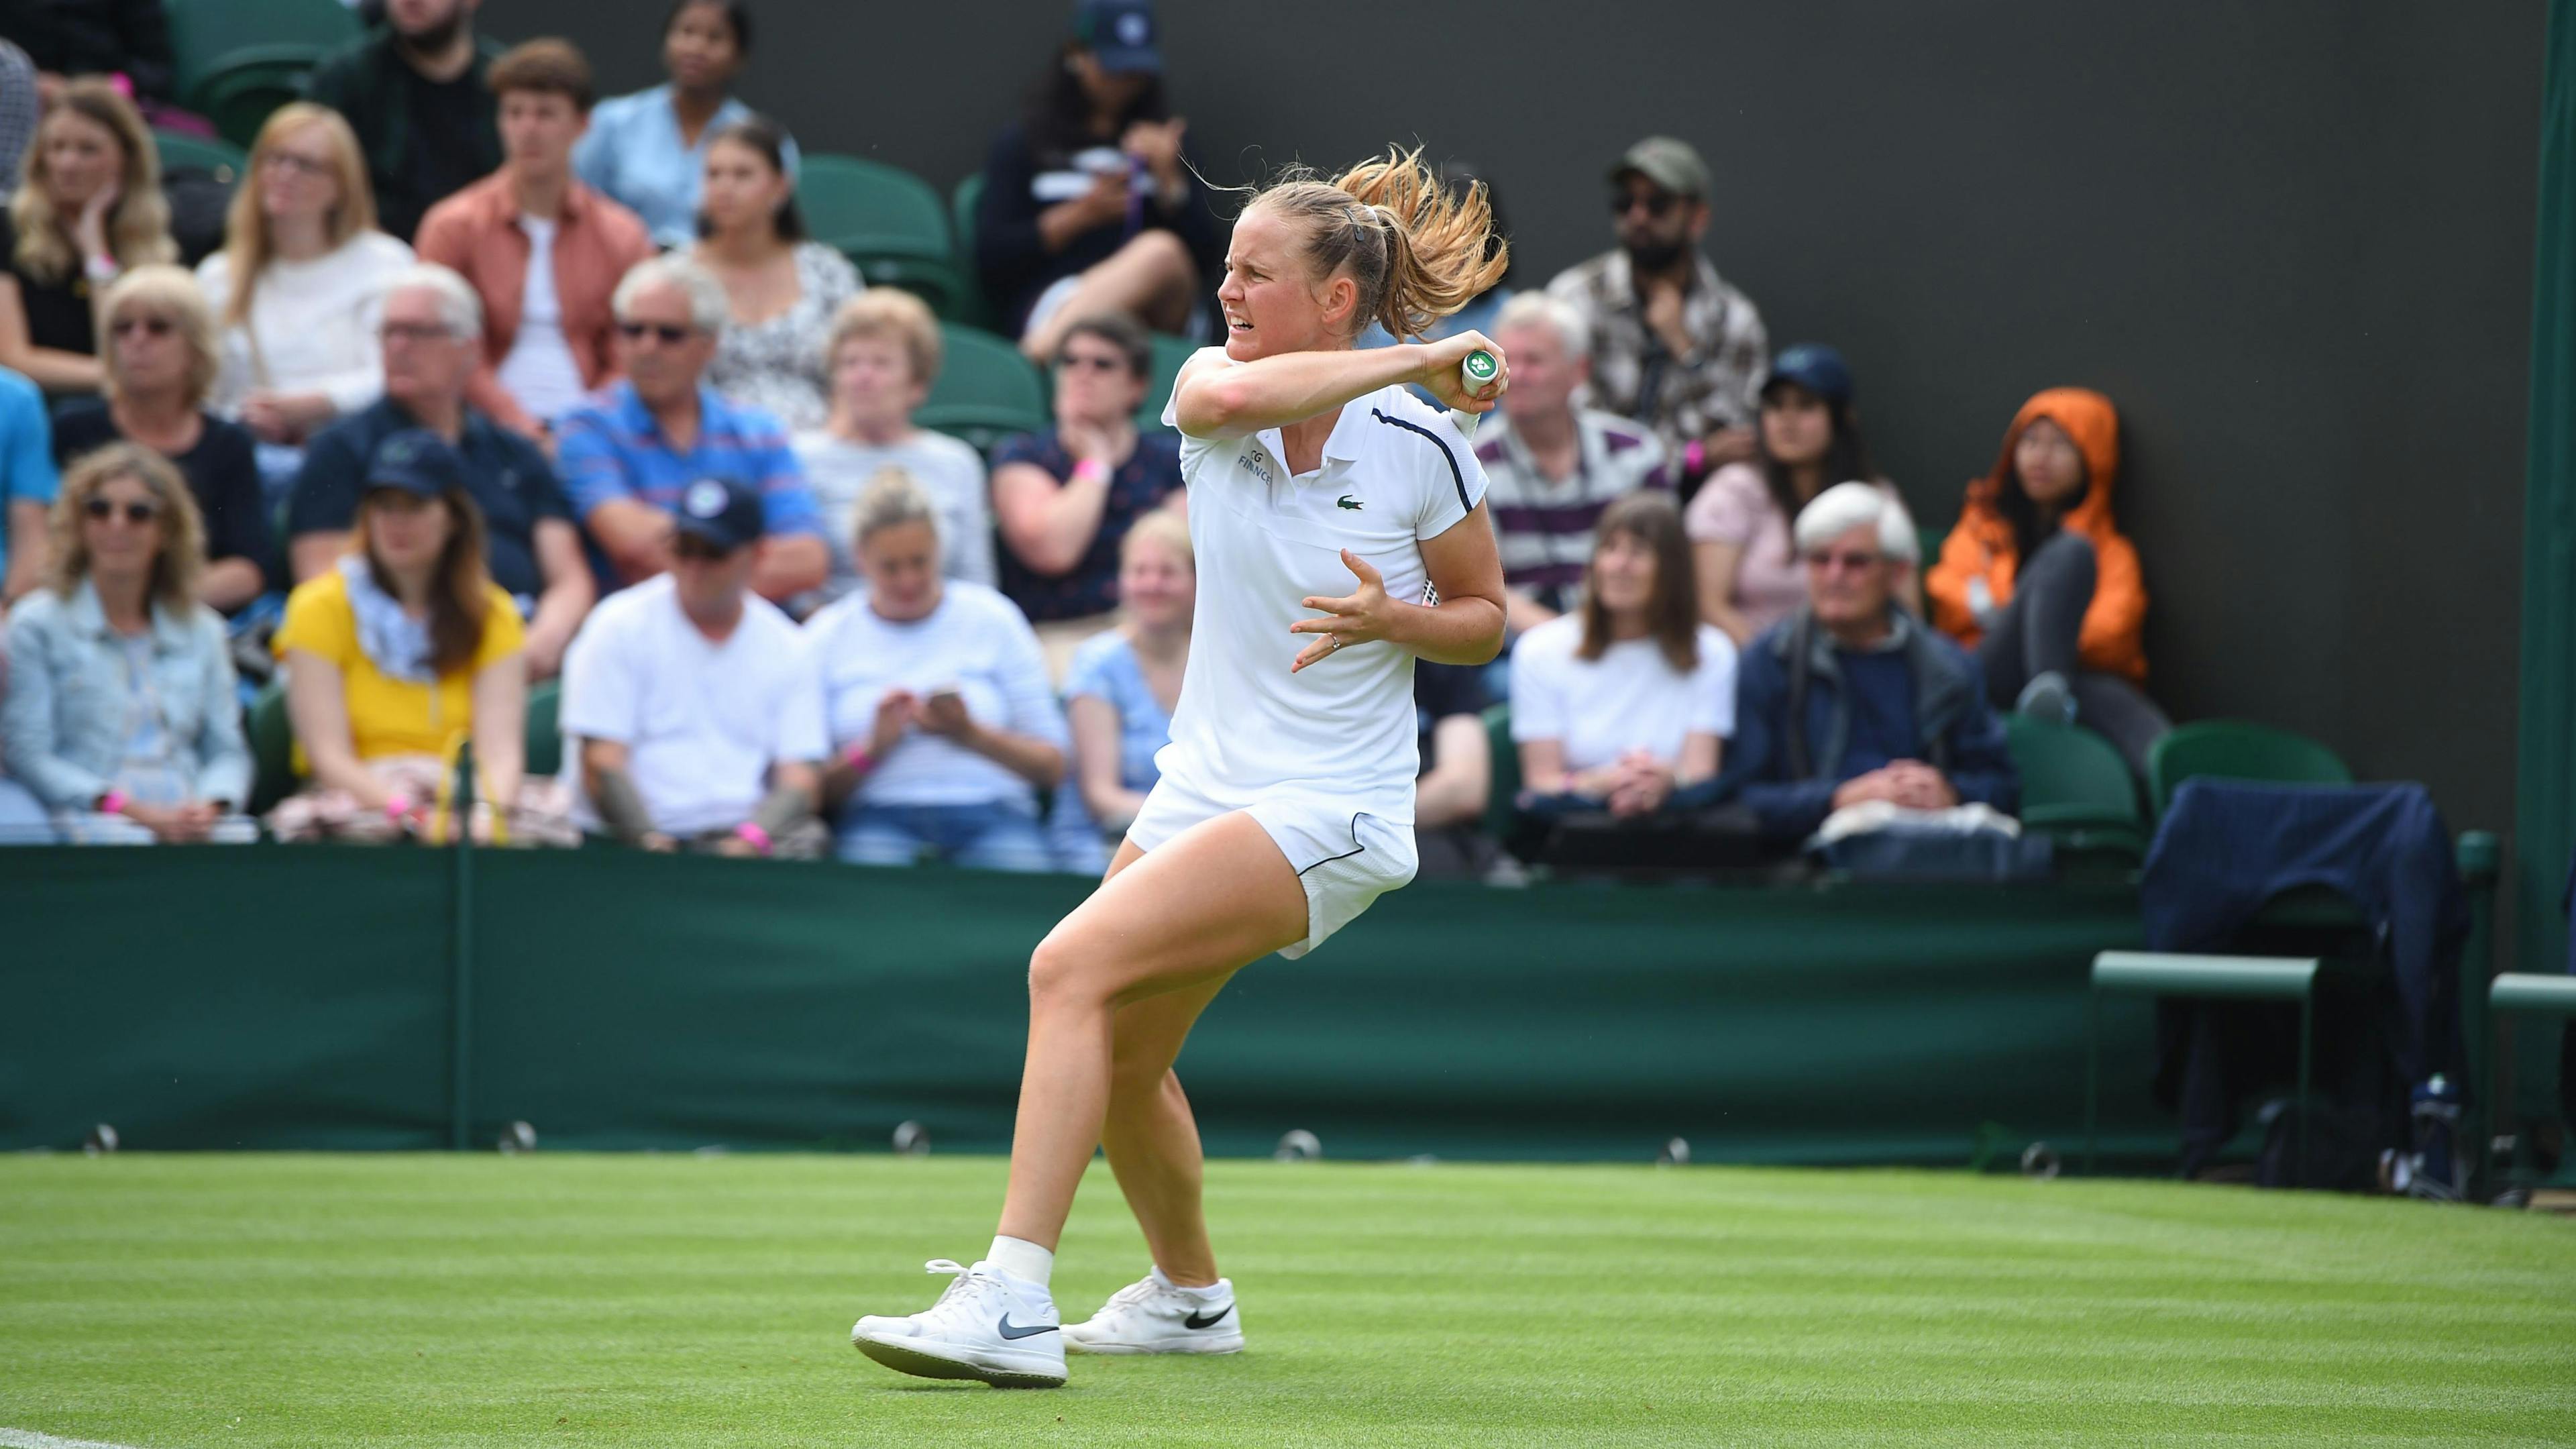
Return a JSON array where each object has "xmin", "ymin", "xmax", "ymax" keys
[
  {"xmin": 1157, "ymin": 352, "xmax": 1490, "ymax": 826},
  {"xmin": 558, "ymin": 575, "xmax": 828, "ymax": 836}
]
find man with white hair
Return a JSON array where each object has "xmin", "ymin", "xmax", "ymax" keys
[
  {"xmin": 1724, "ymin": 481, "xmax": 2016, "ymax": 841},
  {"xmin": 552, "ymin": 254, "xmax": 828, "ymax": 602},
  {"xmin": 284, "ymin": 263, "xmax": 597, "ymax": 678},
  {"xmin": 1473, "ymin": 291, "xmax": 1668, "ymax": 633}
]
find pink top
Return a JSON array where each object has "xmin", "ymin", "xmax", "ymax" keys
[{"xmin": 1684, "ymin": 465, "xmax": 1909, "ymax": 640}]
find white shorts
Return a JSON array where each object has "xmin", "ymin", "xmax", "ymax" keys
[{"xmin": 1126, "ymin": 773, "xmax": 1418, "ymax": 959}]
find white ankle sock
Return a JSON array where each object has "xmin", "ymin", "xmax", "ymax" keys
[
  {"xmin": 987, "ymin": 1235, "xmax": 1054, "ymax": 1289},
  {"xmin": 1150, "ymin": 1265, "xmax": 1227, "ymax": 1299}
]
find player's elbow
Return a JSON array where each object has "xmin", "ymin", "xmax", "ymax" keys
[{"xmin": 1173, "ymin": 374, "xmax": 1254, "ymax": 439}]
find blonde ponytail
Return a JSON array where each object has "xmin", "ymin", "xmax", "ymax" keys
[{"xmin": 1248, "ymin": 147, "xmax": 1509, "ymax": 341}]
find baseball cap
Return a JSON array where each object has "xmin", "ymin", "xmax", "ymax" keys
[
  {"xmin": 1764, "ymin": 344, "xmax": 1856, "ymax": 407},
  {"xmin": 1609, "ymin": 136, "xmax": 1710, "ymax": 201},
  {"xmin": 1073, "ymin": 0, "xmax": 1161, "ymax": 74},
  {"xmin": 671, "ymin": 476, "xmax": 765, "ymax": 553},
  {"xmin": 363, "ymin": 429, "xmax": 464, "ymax": 500}
]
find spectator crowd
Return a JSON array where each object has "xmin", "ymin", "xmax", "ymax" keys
[{"xmin": 0, "ymin": 0, "xmax": 2183, "ymax": 875}]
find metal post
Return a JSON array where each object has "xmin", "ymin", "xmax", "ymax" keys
[
  {"xmin": 2084, "ymin": 983, "xmax": 2100, "ymax": 1175},
  {"xmin": 2296, "ymin": 994, "xmax": 2314, "ymax": 1189}
]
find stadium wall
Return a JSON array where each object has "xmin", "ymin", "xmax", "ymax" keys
[
  {"xmin": 512, "ymin": 0, "xmax": 2545, "ymax": 862},
  {"xmin": 0, "ymin": 848, "xmax": 2183, "ymax": 1165}
]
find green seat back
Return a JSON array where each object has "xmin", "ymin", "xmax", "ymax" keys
[
  {"xmin": 918, "ymin": 324, "xmax": 1048, "ymax": 455},
  {"xmin": 169, "ymin": 0, "xmax": 356, "ymax": 107},
  {"xmin": 525, "ymin": 680, "xmax": 561, "ymax": 780},
  {"xmin": 2004, "ymin": 712, "xmax": 2145, "ymax": 858},
  {"xmin": 2147, "ymin": 719, "xmax": 2353, "ymax": 819},
  {"xmin": 1136, "ymin": 332, "xmax": 1197, "ymax": 433},
  {"xmin": 245, "ymin": 680, "xmax": 297, "ymax": 818},
  {"xmin": 798, "ymin": 154, "xmax": 965, "ymax": 314},
  {"xmin": 194, "ymin": 51, "xmax": 327, "ymax": 150},
  {"xmin": 946, "ymin": 172, "xmax": 995, "ymax": 329},
  {"xmin": 152, "ymin": 129, "xmax": 249, "ymax": 184},
  {"xmin": 1482, "ymin": 702, "xmax": 1519, "ymax": 843}
]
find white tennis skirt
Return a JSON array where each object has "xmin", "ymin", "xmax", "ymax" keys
[{"xmin": 1126, "ymin": 771, "xmax": 1418, "ymax": 959}]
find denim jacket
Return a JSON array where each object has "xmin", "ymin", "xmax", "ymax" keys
[{"xmin": 0, "ymin": 581, "xmax": 252, "ymax": 811}]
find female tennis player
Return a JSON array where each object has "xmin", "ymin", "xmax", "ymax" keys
[{"xmin": 849, "ymin": 149, "xmax": 1511, "ymax": 1389}]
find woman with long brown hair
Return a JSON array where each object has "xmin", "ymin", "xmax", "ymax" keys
[
  {"xmin": 268, "ymin": 429, "xmax": 564, "ymax": 846},
  {"xmin": 0, "ymin": 444, "xmax": 254, "ymax": 845},
  {"xmin": 194, "ymin": 104, "xmax": 413, "ymax": 454},
  {"xmin": 0, "ymin": 78, "xmax": 176, "ymax": 394},
  {"xmin": 849, "ymin": 146, "xmax": 1510, "ymax": 1388},
  {"xmin": 1511, "ymin": 490, "xmax": 1736, "ymax": 816}
]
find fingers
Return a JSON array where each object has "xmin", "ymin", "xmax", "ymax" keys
[
  {"xmin": 1298, "ymin": 592, "xmax": 1360, "ymax": 614},
  {"xmin": 1287, "ymin": 614, "xmax": 1363, "ymax": 636},
  {"xmin": 1339, "ymin": 549, "xmax": 1383, "ymax": 586},
  {"xmin": 1289, "ymin": 636, "xmax": 1338, "ymax": 674}
]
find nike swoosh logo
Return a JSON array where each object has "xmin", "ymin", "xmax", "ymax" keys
[
  {"xmin": 1183, "ymin": 1305, "xmax": 1234, "ymax": 1330},
  {"xmin": 997, "ymin": 1316, "xmax": 1058, "ymax": 1340}
]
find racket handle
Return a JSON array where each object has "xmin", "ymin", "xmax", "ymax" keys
[{"xmin": 1450, "ymin": 347, "xmax": 1501, "ymax": 441}]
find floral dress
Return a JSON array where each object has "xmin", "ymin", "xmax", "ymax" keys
[{"xmin": 706, "ymin": 242, "xmax": 861, "ymax": 431}]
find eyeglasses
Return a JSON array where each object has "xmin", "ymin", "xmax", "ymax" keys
[
  {"xmin": 1610, "ymin": 190, "xmax": 1678, "ymax": 219},
  {"xmin": 84, "ymin": 496, "xmax": 160, "ymax": 525},
  {"xmin": 1805, "ymin": 549, "xmax": 1883, "ymax": 573},
  {"xmin": 380, "ymin": 321, "xmax": 456, "ymax": 344},
  {"xmin": 260, "ymin": 151, "xmax": 333, "ymax": 178},
  {"xmin": 619, "ymin": 321, "xmax": 696, "ymax": 345},
  {"xmin": 110, "ymin": 315, "xmax": 174, "ymax": 338},
  {"xmin": 1055, "ymin": 352, "xmax": 1127, "ymax": 374}
]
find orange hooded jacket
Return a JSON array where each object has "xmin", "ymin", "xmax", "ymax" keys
[{"xmin": 1925, "ymin": 388, "xmax": 2148, "ymax": 683}]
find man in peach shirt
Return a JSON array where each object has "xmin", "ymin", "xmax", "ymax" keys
[{"xmin": 415, "ymin": 38, "xmax": 653, "ymax": 445}]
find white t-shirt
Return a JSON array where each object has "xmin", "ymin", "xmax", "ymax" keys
[
  {"xmin": 802, "ymin": 581, "xmax": 1065, "ymax": 808},
  {"xmin": 196, "ymin": 230, "xmax": 413, "ymax": 417},
  {"xmin": 494, "ymin": 215, "xmax": 590, "ymax": 425},
  {"xmin": 1509, "ymin": 614, "xmax": 1739, "ymax": 773},
  {"xmin": 557, "ymin": 575, "xmax": 826, "ymax": 836},
  {"xmin": 1156, "ymin": 352, "xmax": 1489, "ymax": 826},
  {"xmin": 791, "ymin": 429, "xmax": 996, "ymax": 592}
]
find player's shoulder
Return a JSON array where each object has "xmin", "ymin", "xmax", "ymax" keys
[{"xmin": 1354, "ymin": 386, "xmax": 1474, "ymax": 492}]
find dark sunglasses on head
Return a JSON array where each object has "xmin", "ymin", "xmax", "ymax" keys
[
  {"xmin": 1805, "ymin": 549, "xmax": 1882, "ymax": 572},
  {"xmin": 1611, "ymin": 190, "xmax": 1679, "ymax": 219},
  {"xmin": 85, "ymin": 496, "xmax": 159, "ymax": 524},
  {"xmin": 1055, "ymin": 352, "xmax": 1128, "ymax": 374},
  {"xmin": 111, "ymin": 315, "xmax": 174, "ymax": 338},
  {"xmin": 619, "ymin": 321, "xmax": 695, "ymax": 345}
]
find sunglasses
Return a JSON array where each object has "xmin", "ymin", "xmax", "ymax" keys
[
  {"xmin": 110, "ymin": 315, "xmax": 174, "ymax": 338},
  {"xmin": 619, "ymin": 321, "xmax": 696, "ymax": 345},
  {"xmin": 85, "ymin": 496, "xmax": 160, "ymax": 524},
  {"xmin": 1805, "ymin": 549, "xmax": 1883, "ymax": 573},
  {"xmin": 1055, "ymin": 352, "xmax": 1128, "ymax": 374},
  {"xmin": 1611, "ymin": 190, "xmax": 1678, "ymax": 219}
]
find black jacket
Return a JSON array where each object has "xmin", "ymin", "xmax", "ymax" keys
[{"xmin": 0, "ymin": 0, "xmax": 174, "ymax": 100}]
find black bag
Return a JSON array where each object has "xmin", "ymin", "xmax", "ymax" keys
[{"xmin": 2253, "ymin": 1094, "xmax": 2388, "ymax": 1192}]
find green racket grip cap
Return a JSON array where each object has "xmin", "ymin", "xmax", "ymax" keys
[{"xmin": 1462, "ymin": 348, "xmax": 1500, "ymax": 395}]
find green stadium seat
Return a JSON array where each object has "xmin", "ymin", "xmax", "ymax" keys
[
  {"xmin": 245, "ymin": 680, "xmax": 297, "ymax": 818},
  {"xmin": 152, "ymin": 129, "xmax": 248, "ymax": 184},
  {"xmin": 797, "ymin": 154, "xmax": 967, "ymax": 317},
  {"xmin": 2145, "ymin": 718, "xmax": 2351, "ymax": 819},
  {"xmin": 1482, "ymin": 702, "xmax": 1518, "ymax": 845},
  {"xmin": 1136, "ymin": 332, "xmax": 1197, "ymax": 433},
  {"xmin": 525, "ymin": 680, "xmax": 561, "ymax": 780},
  {"xmin": 947, "ymin": 172, "xmax": 996, "ymax": 330},
  {"xmin": 2087, "ymin": 950, "xmax": 2327, "ymax": 1181},
  {"xmin": 169, "ymin": 0, "xmax": 358, "ymax": 147},
  {"xmin": 916, "ymin": 324, "xmax": 1047, "ymax": 455},
  {"xmin": 2003, "ymin": 712, "xmax": 2145, "ymax": 861}
]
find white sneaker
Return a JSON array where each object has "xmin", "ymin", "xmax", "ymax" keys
[
  {"xmin": 850, "ymin": 1258, "xmax": 1067, "ymax": 1388},
  {"xmin": 1063, "ymin": 1267, "xmax": 1244, "ymax": 1355}
]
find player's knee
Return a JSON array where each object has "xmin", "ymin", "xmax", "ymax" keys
[{"xmin": 1026, "ymin": 933, "xmax": 1102, "ymax": 1011}]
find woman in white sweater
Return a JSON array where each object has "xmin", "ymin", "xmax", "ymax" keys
[{"xmin": 193, "ymin": 104, "xmax": 412, "ymax": 458}]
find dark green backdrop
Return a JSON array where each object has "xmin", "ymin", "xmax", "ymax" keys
[{"xmin": 0, "ymin": 848, "xmax": 2174, "ymax": 1165}]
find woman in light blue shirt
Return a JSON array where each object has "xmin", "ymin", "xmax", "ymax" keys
[
  {"xmin": 1, "ymin": 444, "xmax": 254, "ymax": 845},
  {"xmin": 1061, "ymin": 504, "xmax": 1190, "ymax": 838},
  {"xmin": 573, "ymin": 1, "xmax": 802, "ymax": 250}
]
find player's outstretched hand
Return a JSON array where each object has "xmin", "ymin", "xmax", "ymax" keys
[
  {"xmin": 1290, "ymin": 549, "xmax": 1395, "ymax": 673},
  {"xmin": 1418, "ymin": 331, "xmax": 1507, "ymax": 414}
]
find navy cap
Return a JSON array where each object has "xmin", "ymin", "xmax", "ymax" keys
[
  {"xmin": 364, "ymin": 429, "xmax": 465, "ymax": 500},
  {"xmin": 1073, "ymin": 0, "xmax": 1161, "ymax": 74},
  {"xmin": 672, "ymin": 476, "xmax": 765, "ymax": 553},
  {"xmin": 1764, "ymin": 344, "xmax": 1856, "ymax": 407}
]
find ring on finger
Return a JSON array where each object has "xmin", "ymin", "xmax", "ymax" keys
[{"xmin": 1326, "ymin": 634, "xmax": 1342, "ymax": 653}]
